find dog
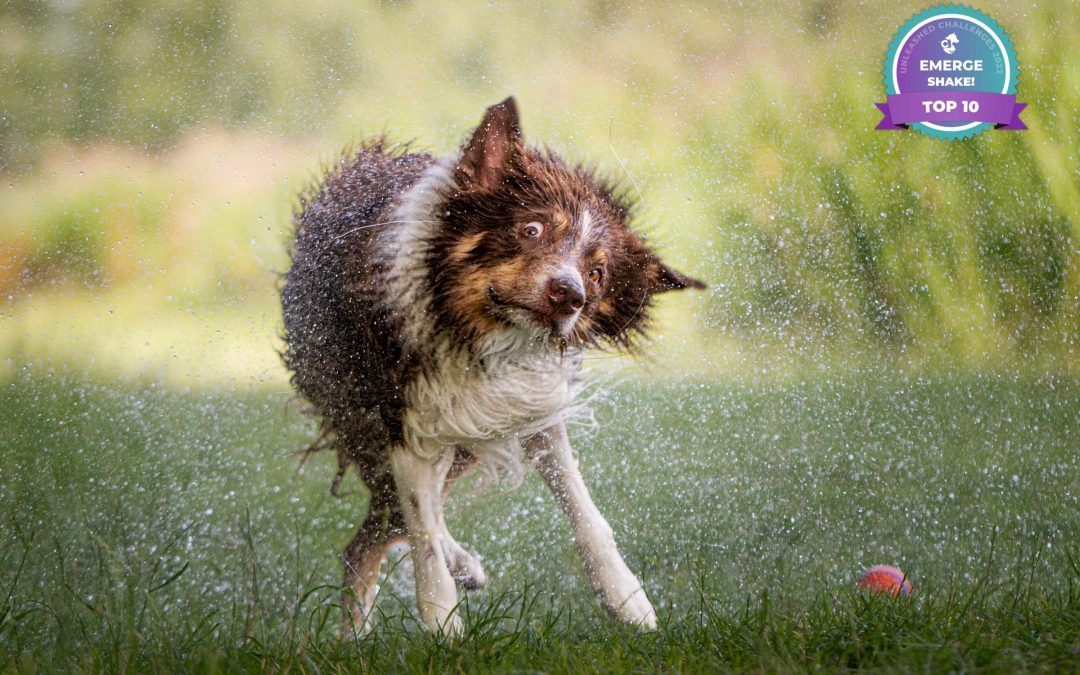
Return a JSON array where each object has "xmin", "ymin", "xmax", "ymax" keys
[{"xmin": 281, "ymin": 97, "xmax": 704, "ymax": 636}]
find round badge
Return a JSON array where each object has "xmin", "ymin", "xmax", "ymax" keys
[{"xmin": 877, "ymin": 5, "xmax": 1026, "ymax": 140}]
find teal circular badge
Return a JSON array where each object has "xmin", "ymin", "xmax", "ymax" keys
[{"xmin": 881, "ymin": 5, "xmax": 1022, "ymax": 140}]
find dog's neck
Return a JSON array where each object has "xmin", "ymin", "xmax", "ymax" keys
[{"xmin": 382, "ymin": 155, "xmax": 458, "ymax": 351}]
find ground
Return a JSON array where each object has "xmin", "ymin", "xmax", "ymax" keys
[{"xmin": 1, "ymin": 369, "xmax": 1077, "ymax": 672}]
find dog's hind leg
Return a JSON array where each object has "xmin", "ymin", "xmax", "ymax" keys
[
  {"xmin": 341, "ymin": 471, "xmax": 406, "ymax": 637},
  {"xmin": 525, "ymin": 422, "xmax": 657, "ymax": 630},
  {"xmin": 391, "ymin": 446, "xmax": 463, "ymax": 635}
]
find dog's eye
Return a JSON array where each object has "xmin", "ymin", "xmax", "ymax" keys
[
  {"xmin": 589, "ymin": 267, "xmax": 603, "ymax": 284},
  {"xmin": 522, "ymin": 222, "xmax": 544, "ymax": 238}
]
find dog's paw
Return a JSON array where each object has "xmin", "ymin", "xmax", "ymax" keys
[
  {"xmin": 421, "ymin": 605, "xmax": 464, "ymax": 638},
  {"xmin": 442, "ymin": 538, "xmax": 488, "ymax": 590},
  {"xmin": 611, "ymin": 587, "xmax": 657, "ymax": 631}
]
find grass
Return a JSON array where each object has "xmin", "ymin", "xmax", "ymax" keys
[
  {"xmin": 4, "ymin": 2, "xmax": 1079, "ymax": 669},
  {"xmin": 1, "ymin": 367, "xmax": 1078, "ymax": 672}
]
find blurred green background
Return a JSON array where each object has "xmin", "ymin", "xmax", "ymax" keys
[
  {"xmin": 2, "ymin": 5, "xmax": 1079, "ymax": 666},
  {"xmin": 2, "ymin": 0, "xmax": 1078, "ymax": 386}
]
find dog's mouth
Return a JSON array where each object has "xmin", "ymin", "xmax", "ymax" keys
[{"xmin": 487, "ymin": 286, "xmax": 573, "ymax": 335}]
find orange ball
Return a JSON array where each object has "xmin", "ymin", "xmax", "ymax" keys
[{"xmin": 857, "ymin": 565, "xmax": 912, "ymax": 596}]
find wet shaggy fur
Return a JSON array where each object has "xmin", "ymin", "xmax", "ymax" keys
[
  {"xmin": 281, "ymin": 97, "xmax": 704, "ymax": 634},
  {"xmin": 283, "ymin": 144, "xmax": 429, "ymax": 475}
]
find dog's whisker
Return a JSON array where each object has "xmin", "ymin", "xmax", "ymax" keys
[
  {"xmin": 326, "ymin": 220, "xmax": 440, "ymax": 245},
  {"xmin": 608, "ymin": 116, "xmax": 645, "ymax": 210},
  {"xmin": 615, "ymin": 290, "xmax": 650, "ymax": 338}
]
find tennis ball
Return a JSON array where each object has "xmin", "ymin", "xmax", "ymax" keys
[{"xmin": 857, "ymin": 565, "xmax": 912, "ymax": 596}]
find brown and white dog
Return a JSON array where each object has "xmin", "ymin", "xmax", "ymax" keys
[{"xmin": 282, "ymin": 97, "xmax": 704, "ymax": 636}]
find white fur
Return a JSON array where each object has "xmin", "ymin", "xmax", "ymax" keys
[
  {"xmin": 525, "ymin": 425, "xmax": 657, "ymax": 629},
  {"xmin": 403, "ymin": 332, "xmax": 582, "ymax": 482},
  {"xmin": 391, "ymin": 447, "xmax": 462, "ymax": 635},
  {"xmin": 578, "ymin": 209, "xmax": 594, "ymax": 241},
  {"xmin": 382, "ymin": 156, "xmax": 459, "ymax": 348}
]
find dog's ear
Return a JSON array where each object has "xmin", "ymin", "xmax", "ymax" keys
[
  {"xmin": 456, "ymin": 97, "xmax": 523, "ymax": 191},
  {"xmin": 592, "ymin": 238, "xmax": 706, "ymax": 345},
  {"xmin": 653, "ymin": 259, "xmax": 707, "ymax": 293}
]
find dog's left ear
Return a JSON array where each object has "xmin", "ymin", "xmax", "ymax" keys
[
  {"xmin": 653, "ymin": 258, "xmax": 707, "ymax": 293},
  {"xmin": 457, "ymin": 97, "xmax": 523, "ymax": 191}
]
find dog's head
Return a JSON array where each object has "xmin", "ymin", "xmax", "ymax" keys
[{"xmin": 428, "ymin": 97, "xmax": 705, "ymax": 348}]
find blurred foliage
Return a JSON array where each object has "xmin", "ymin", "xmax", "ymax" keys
[
  {"xmin": 1, "ymin": 0, "xmax": 1078, "ymax": 377},
  {"xmin": 0, "ymin": 0, "xmax": 361, "ymax": 170}
]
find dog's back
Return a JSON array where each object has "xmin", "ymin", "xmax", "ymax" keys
[{"xmin": 283, "ymin": 142, "xmax": 432, "ymax": 471}]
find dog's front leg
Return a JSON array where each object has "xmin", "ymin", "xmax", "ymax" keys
[
  {"xmin": 391, "ymin": 446, "xmax": 462, "ymax": 636},
  {"xmin": 525, "ymin": 423, "xmax": 657, "ymax": 630}
]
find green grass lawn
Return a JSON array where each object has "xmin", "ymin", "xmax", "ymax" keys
[{"xmin": 1, "ymin": 368, "xmax": 1078, "ymax": 672}]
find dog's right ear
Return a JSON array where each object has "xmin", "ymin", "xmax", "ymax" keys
[{"xmin": 456, "ymin": 97, "xmax": 523, "ymax": 191}]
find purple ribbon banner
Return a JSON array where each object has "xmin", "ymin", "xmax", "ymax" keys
[{"xmin": 876, "ymin": 92, "xmax": 1027, "ymax": 130}]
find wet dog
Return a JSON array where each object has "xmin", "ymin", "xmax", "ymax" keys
[{"xmin": 282, "ymin": 97, "xmax": 704, "ymax": 636}]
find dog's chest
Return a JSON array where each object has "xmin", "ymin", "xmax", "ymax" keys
[{"xmin": 401, "ymin": 342, "xmax": 578, "ymax": 450}]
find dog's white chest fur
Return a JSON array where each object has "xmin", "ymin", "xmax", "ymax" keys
[{"xmin": 401, "ymin": 335, "xmax": 581, "ymax": 479}]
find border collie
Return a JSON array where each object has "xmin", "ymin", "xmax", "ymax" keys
[{"xmin": 282, "ymin": 97, "xmax": 704, "ymax": 636}]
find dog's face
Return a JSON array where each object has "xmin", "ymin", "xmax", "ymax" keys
[{"xmin": 427, "ymin": 98, "xmax": 704, "ymax": 348}]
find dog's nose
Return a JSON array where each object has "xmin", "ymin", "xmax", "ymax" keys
[{"xmin": 547, "ymin": 276, "xmax": 585, "ymax": 315}]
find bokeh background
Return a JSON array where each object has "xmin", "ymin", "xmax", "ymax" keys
[
  {"xmin": 1, "ymin": 2, "xmax": 1079, "ymax": 666},
  {"xmin": 3, "ymin": 0, "xmax": 1077, "ymax": 385}
]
